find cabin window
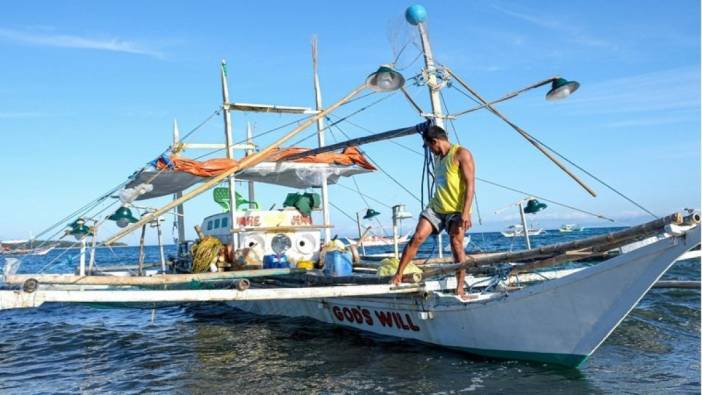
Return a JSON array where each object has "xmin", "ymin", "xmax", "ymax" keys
[
  {"xmin": 214, "ymin": 218, "xmax": 221, "ymax": 228},
  {"xmin": 207, "ymin": 221, "xmax": 213, "ymax": 230},
  {"xmin": 221, "ymin": 217, "xmax": 228, "ymax": 228}
]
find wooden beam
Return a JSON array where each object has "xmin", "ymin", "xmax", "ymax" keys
[
  {"xmin": 4, "ymin": 268, "xmax": 305, "ymax": 286},
  {"xmin": 225, "ymin": 102, "xmax": 320, "ymax": 114},
  {"xmin": 0, "ymin": 283, "xmax": 425, "ymax": 310},
  {"xmin": 423, "ymin": 212, "xmax": 695, "ymax": 278},
  {"xmin": 283, "ymin": 123, "xmax": 425, "ymax": 161},
  {"xmin": 230, "ymin": 225, "xmax": 333, "ymax": 233}
]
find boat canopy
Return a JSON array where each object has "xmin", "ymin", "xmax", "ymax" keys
[{"xmin": 124, "ymin": 146, "xmax": 375, "ymax": 200}]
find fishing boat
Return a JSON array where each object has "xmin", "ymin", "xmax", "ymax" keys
[
  {"xmin": 0, "ymin": 4, "xmax": 699, "ymax": 370},
  {"xmin": 559, "ymin": 224, "xmax": 584, "ymax": 233},
  {"xmin": 501, "ymin": 224, "xmax": 544, "ymax": 237},
  {"xmin": 346, "ymin": 233, "xmax": 411, "ymax": 248}
]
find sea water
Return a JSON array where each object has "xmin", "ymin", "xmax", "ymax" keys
[{"xmin": 0, "ymin": 228, "xmax": 698, "ymax": 393}]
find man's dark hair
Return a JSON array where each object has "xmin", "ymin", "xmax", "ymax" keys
[{"xmin": 422, "ymin": 125, "xmax": 448, "ymax": 142}]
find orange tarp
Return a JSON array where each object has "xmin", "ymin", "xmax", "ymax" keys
[{"xmin": 156, "ymin": 146, "xmax": 376, "ymax": 178}]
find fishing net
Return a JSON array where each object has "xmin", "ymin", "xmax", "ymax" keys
[
  {"xmin": 386, "ymin": 15, "xmax": 422, "ymax": 71},
  {"xmin": 191, "ymin": 236, "xmax": 222, "ymax": 273}
]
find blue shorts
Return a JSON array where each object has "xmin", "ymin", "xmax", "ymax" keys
[{"xmin": 420, "ymin": 206, "xmax": 461, "ymax": 235}]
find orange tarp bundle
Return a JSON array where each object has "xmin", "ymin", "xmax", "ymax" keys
[{"xmin": 156, "ymin": 146, "xmax": 376, "ymax": 178}]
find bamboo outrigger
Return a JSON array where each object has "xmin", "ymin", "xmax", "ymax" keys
[{"xmin": 1, "ymin": 4, "xmax": 699, "ymax": 369}]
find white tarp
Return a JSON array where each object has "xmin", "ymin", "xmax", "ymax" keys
[{"xmin": 125, "ymin": 162, "xmax": 371, "ymax": 200}]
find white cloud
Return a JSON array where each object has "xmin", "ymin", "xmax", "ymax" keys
[
  {"xmin": 0, "ymin": 27, "xmax": 165, "ymax": 59},
  {"xmin": 567, "ymin": 67, "xmax": 700, "ymax": 117},
  {"xmin": 489, "ymin": 3, "xmax": 618, "ymax": 50}
]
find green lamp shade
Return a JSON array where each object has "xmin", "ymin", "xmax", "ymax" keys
[
  {"xmin": 546, "ymin": 78, "xmax": 580, "ymax": 101},
  {"xmin": 363, "ymin": 208, "xmax": 381, "ymax": 219},
  {"xmin": 108, "ymin": 207, "xmax": 139, "ymax": 228},
  {"xmin": 366, "ymin": 65, "xmax": 405, "ymax": 92},
  {"xmin": 67, "ymin": 218, "xmax": 93, "ymax": 239},
  {"xmin": 524, "ymin": 199, "xmax": 548, "ymax": 214}
]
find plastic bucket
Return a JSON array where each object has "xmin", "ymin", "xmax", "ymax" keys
[{"xmin": 323, "ymin": 251, "xmax": 353, "ymax": 276}]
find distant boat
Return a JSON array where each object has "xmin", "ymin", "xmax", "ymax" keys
[
  {"xmin": 559, "ymin": 224, "xmax": 584, "ymax": 233},
  {"xmin": 347, "ymin": 233, "xmax": 411, "ymax": 248},
  {"xmin": 501, "ymin": 224, "xmax": 544, "ymax": 237}
]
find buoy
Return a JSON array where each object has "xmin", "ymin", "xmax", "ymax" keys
[{"xmin": 405, "ymin": 4, "xmax": 427, "ymax": 25}]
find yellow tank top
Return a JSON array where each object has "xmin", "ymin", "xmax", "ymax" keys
[{"xmin": 430, "ymin": 144, "xmax": 467, "ymax": 214}]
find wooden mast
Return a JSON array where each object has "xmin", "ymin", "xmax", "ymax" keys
[
  {"xmin": 246, "ymin": 122, "xmax": 256, "ymax": 208},
  {"xmin": 220, "ymin": 60, "xmax": 239, "ymax": 250},
  {"xmin": 312, "ymin": 36, "xmax": 332, "ymax": 243},
  {"xmin": 414, "ymin": 10, "xmax": 445, "ymax": 258},
  {"xmin": 172, "ymin": 119, "xmax": 186, "ymax": 244}
]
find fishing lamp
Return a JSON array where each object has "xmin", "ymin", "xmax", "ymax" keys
[
  {"xmin": 67, "ymin": 218, "xmax": 92, "ymax": 240},
  {"xmin": 363, "ymin": 208, "xmax": 381, "ymax": 220},
  {"xmin": 524, "ymin": 199, "xmax": 548, "ymax": 214},
  {"xmin": 108, "ymin": 206, "xmax": 139, "ymax": 228},
  {"xmin": 271, "ymin": 234, "xmax": 292, "ymax": 255},
  {"xmin": 545, "ymin": 78, "xmax": 580, "ymax": 101},
  {"xmin": 366, "ymin": 65, "xmax": 405, "ymax": 92}
]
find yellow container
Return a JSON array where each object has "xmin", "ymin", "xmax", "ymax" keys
[{"xmin": 296, "ymin": 260, "xmax": 314, "ymax": 270}]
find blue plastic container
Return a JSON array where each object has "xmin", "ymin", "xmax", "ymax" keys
[
  {"xmin": 323, "ymin": 251, "xmax": 353, "ymax": 277},
  {"xmin": 263, "ymin": 254, "xmax": 289, "ymax": 269}
]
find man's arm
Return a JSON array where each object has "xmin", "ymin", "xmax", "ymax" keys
[{"xmin": 457, "ymin": 148, "xmax": 475, "ymax": 229}]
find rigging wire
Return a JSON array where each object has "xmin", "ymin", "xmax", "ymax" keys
[
  {"xmin": 477, "ymin": 177, "xmax": 614, "ymax": 222},
  {"xmin": 333, "ymin": 183, "xmax": 394, "ymax": 209},
  {"xmin": 326, "ymin": 119, "xmax": 422, "ymax": 204},
  {"xmin": 328, "ymin": 201, "xmax": 357, "ymax": 223},
  {"xmin": 446, "ymin": 82, "xmax": 656, "ymax": 219},
  {"xmin": 285, "ymin": 92, "xmax": 400, "ymax": 148},
  {"xmin": 324, "ymin": 120, "xmax": 388, "ymax": 236}
]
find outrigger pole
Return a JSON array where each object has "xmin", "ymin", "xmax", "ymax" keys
[{"xmin": 103, "ymin": 67, "xmax": 406, "ymax": 246}]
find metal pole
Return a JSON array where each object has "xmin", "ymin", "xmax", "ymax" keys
[
  {"xmin": 172, "ymin": 120, "xmax": 186, "ymax": 244},
  {"xmin": 156, "ymin": 218, "xmax": 166, "ymax": 273},
  {"xmin": 220, "ymin": 60, "xmax": 239, "ymax": 250},
  {"xmin": 246, "ymin": 122, "xmax": 256, "ymax": 209},
  {"xmin": 416, "ymin": 20, "xmax": 445, "ymax": 258},
  {"xmin": 79, "ymin": 238, "xmax": 87, "ymax": 276},
  {"xmin": 312, "ymin": 37, "xmax": 332, "ymax": 243},
  {"xmin": 138, "ymin": 224, "xmax": 146, "ymax": 275},
  {"xmin": 87, "ymin": 222, "xmax": 97, "ymax": 274},
  {"xmin": 519, "ymin": 202, "xmax": 531, "ymax": 250},
  {"xmin": 392, "ymin": 205, "xmax": 400, "ymax": 259},
  {"xmin": 356, "ymin": 212, "xmax": 366, "ymax": 255}
]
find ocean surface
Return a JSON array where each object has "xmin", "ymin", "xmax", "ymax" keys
[{"xmin": 0, "ymin": 228, "xmax": 699, "ymax": 394}]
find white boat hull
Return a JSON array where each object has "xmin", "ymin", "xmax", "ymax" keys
[{"xmin": 228, "ymin": 227, "xmax": 700, "ymax": 367}]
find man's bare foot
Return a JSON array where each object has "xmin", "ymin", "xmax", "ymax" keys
[{"xmin": 456, "ymin": 292, "xmax": 478, "ymax": 301}]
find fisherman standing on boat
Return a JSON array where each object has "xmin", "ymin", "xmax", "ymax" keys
[{"xmin": 392, "ymin": 125, "xmax": 475, "ymax": 299}]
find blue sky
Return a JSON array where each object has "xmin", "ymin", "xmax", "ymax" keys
[{"xmin": 0, "ymin": 0, "xmax": 699, "ymax": 244}]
